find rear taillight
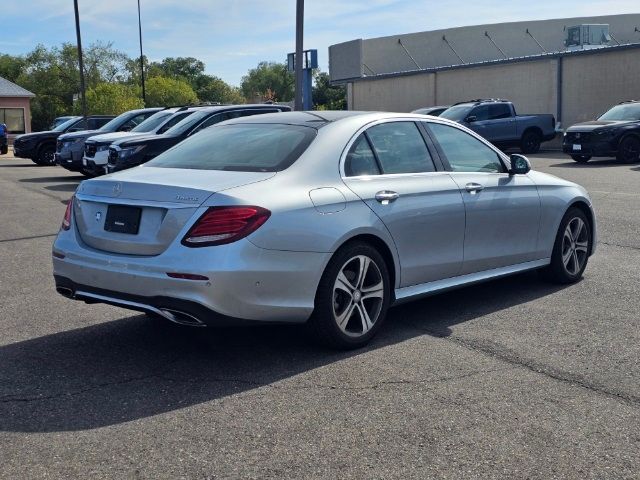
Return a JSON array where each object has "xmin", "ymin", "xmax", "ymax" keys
[
  {"xmin": 61, "ymin": 196, "xmax": 74, "ymax": 231},
  {"xmin": 182, "ymin": 206, "xmax": 270, "ymax": 247}
]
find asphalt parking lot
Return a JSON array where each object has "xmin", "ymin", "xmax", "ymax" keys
[{"xmin": 1, "ymin": 152, "xmax": 638, "ymax": 479}]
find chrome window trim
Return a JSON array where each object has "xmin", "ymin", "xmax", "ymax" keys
[
  {"xmin": 339, "ymin": 116, "xmax": 510, "ymax": 178},
  {"xmin": 339, "ymin": 117, "xmax": 439, "ymax": 178}
]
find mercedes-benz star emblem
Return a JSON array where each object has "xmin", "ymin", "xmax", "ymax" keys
[
  {"xmin": 112, "ymin": 183, "xmax": 122, "ymax": 196},
  {"xmin": 95, "ymin": 212, "xmax": 102, "ymax": 222}
]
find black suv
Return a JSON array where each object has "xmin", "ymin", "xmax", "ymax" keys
[
  {"xmin": 56, "ymin": 107, "xmax": 162, "ymax": 175},
  {"xmin": 563, "ymin": 100, "xmax": 640, "ymax": 163},
  {"xmin": 106, "ymin": 104, "xmax": 291, "ymax": 173},
  {"xmin": 13, "ymin": 115, "xmax": 114, "ymax": 165}
]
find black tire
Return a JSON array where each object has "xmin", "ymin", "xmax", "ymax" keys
[
  {"xmin": 570, "ymin": 154, "xmax": 591, "ymax": 163},
  {"xmin": 307, "ymin": 242, "xmax": 391, "ymax": 349},
  {"xmin": 34, "ymin": 144, "xmax": 56, "ymax": 166},
  {"xmin": 520, "ymin": 130, "xmax": 542, "ymax": 154},
  {"xmin": 616, "ymin": 136, "xmax": 640, "ymax": 164},
  {"xmin": 0, "ymin": 144, "xmax": 7, "ymax": 155},
  {"xmin": 539, "ymin": 207, "xmax": 591, "ymax": 284},
  {"xmin": 80, "ymin": 167, "xmax": 97, "ymax": 178}
]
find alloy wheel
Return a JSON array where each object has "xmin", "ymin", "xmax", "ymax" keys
[
  {"xmin": 332, "ymin": 255, "xmax": 384, "ymax": 337},
  {"xmin": 561, "ymin": 217, "xmax": 589, "ymax": 276}
]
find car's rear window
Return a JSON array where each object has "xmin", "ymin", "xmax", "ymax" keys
[{"xmin": 146, "ymin": 124, "xmax": 317, "ymax": 172}]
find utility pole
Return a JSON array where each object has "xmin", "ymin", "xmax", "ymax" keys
[
  {"xmin": 294, "ymin": 0, "xmax": 304, "ymax": 111},
  {"xmin": 73, "ymin": 0, "xmax": 88, "ymax": 119},
  {"xmin": 137, "ymin": 0, "xmax": 146, "ymax": 104}
]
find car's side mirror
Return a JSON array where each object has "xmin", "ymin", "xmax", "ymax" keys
[
  {"xmin": 465, "ymin": 115, "xmax": 477, "ymax": 123},
  {"xmin": 509, "ymin": 154, "xmax": 531, "ymax": 175}
]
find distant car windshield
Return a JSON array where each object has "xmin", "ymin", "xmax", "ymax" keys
[
  {"xmin": 51, "ymin": 116, "xmax": 75, "ymax": 129},
  {"xmin": 598, "ymin": 104, "xmax": 640, "ymax": 121},
  {"xmin": 98, "ymin": 111, "xmax": 134, "ymax": 131},
  {"xmin": 131, "ymin": 111, "xmax": 172, "ymax": 132},
  {"xmin": 52, "ymin": 117, "xmax": 81, "ymax": 132},
  {"xmin": 439, "ymin": 105, "xmax": 473, "ymax": 122},
  {"xmin": 163, "ymin": 110, "xmax": 210, "ymax": 135},
  {"xmin": 147, "ymin": 124, "xmax": 317, "ymax": 172}
]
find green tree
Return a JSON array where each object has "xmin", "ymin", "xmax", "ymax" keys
[
  {"xmin": 144, "ymin": 76, "xmax": 198, "ymax": 107},
  {"xmin": 9, "ymin": 42, "xmax": 133, "ymax": 130},
  {"xmin": 197, "ymin": 75, "xmax": 245, "ymax": 104},
  {"xmin": 80, "ymin": 83, "xmax": 143, "ymax": 115},
  {"xmin": 312, "ymin": 71, "xmax": 346, "ymax": 110},
  {"xmin": 0, "ymin": 54, "xmax": 26, "ymax": 82},
  {"xmin": 240, "ymin": 61, "xmax": 294, "ymax": 102},
  {"xmin": 154, "ymin": 56, "xmax": 205, "ymax": 83}
]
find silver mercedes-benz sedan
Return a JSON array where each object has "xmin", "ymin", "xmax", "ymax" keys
[{"xmin": 53, "ymin": 111, "xmax": 596, "ymax": 348}]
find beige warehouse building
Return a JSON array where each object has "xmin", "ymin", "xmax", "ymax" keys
[{"xmin": 329, "ymin": 14, "xmax": 640, "ymax": 134}]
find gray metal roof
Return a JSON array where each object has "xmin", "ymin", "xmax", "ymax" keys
[
  {"xmin": 332, "ymin": 42, "xmax": 640, "ymax": 85},
  {"xmin": 329, "ymin": 13, "xmax": 640, "ymax": 83},
  {"xmin": 0, "ymin": 76, "xmax": 35, "ymax": 98}
]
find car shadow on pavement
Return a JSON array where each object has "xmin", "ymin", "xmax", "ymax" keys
[
  {"xmin": 45, "ymin": 184, "xmax": 80, "ymax": 193},
  {"xmin": 0, "ymin": 163, "xmax": 41, "ymax": 167},
  {"xmin": 548, "ymin": 158, "xmax": 620, "ymax": 168},
  {"xmin": 0, "ymin": 271, "xmax": 565, "ymax": 433},
  {"xmin": 19, "ymin": 175, "xmax": 84, "ymax": 183}
]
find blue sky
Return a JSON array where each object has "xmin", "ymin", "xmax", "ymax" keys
[{"xmin": 1, "ymin": 1, "xmax": 638, "ymax": 86}]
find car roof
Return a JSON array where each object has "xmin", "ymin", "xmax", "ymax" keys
[{"xmin": 221, "ymin": 110, "xmax": 372, "ymax": 128}]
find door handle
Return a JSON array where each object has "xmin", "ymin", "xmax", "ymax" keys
[
  {"xmin": 465, "ymin": 182, "xmax": 484, "ymax": 194},
  {"xmin": 375, "ymin": 190, "xmax": 399, "ymax": 204}
]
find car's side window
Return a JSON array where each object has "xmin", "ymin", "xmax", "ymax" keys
[
  {"xmin": 470, "ymin": 105, "xmax": 490, "ymax": 121},
  {"xmin": 488, "ymin": 104, "xmax": 512, "ymax": 120},
  {"xmin": 366, "ymin": 122, "xmax": 436, "ymax": 174},
  {"xmin": 240, "ymin": 109, "xmax": 279, "ymax": 117},
  {"xmin": 344, "ymin": 134, "xmax": 380, "ymax": 177},
  {"xmin": 427, "ymin": 122, "xmax": 505, "ymax": 173}
]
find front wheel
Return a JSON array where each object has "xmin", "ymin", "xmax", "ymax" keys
[
  {"xmin": 571, "ymin": 154, "xmax": 591, "ymax": 163},
  {"xmin": 307, "ymin": 242, "xmax": 391, "ymax": 349},
  {"xmin": 540, "ymin": 207, "xmax": 591, "ymax": 284},
  {"xmin": 521, "ymin": 130, "xmax": 542, "ymax": 154},
  {"xmin": 616, "ymin": 137, "xmax": 640, "ymax": 164},
  {"xmin": 34, "ymin": 144, "xmax": 56, "ymax": 166}
]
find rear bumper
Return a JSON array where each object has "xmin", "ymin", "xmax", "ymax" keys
[{"xmin": 52, "ymin": 226, "xmax": 330, "ymax": 325}]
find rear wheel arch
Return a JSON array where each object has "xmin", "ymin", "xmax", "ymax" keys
[
  {"xmin": 332, "ymin": 234, "xmax": 398, "ymax": 294},
  {"xmin": 523, "ymin": 126, "xmax": 543, "ymax": 138}
]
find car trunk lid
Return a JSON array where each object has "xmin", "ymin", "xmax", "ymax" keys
[{"xmin": 74, "ymin": 167, "xmax": 275, "ymax": 255}]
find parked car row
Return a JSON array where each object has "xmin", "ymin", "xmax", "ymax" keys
[
  {"xmin": 13, "ymin": 115, "xmax": 114, "ymax": 165},
  {"xmin": 12, "ymin": 104, "xmax": 291, "ymax": 174},
  {"xmin": 413, "ymin": 98, "xmax": 640, "ymax": 164}
]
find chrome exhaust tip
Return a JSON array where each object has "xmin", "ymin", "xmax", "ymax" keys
[{"xmin": 159, "ymin": 309, "xmax": 207, "ymax": 327}]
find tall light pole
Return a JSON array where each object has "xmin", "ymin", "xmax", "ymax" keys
[
  {"xmin": 73, "ymin": 0, "xmax": 88, "ymax": 118},
  {"xmin": 294, "ymin": 0, "xmax": 304, "ymax": 111},
  {"xmin": 137, "ymin": 0, "xmax": 146, "ymax": 104}
]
